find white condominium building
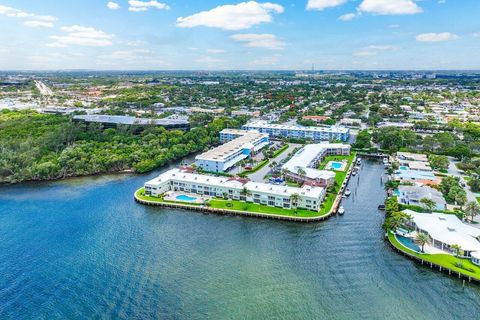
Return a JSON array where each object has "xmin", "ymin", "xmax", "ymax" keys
[
  {"xmin": 242, "ymin": 120, "xmax": 350, "ymax": 142},
  {"xmin": 282, "ymin": 143, "xmax": 351, "ymax": 186},
  {"xmin": 195, "ymin": 129, "xmax": 269, "ymax": 173},
  {"xmin": 144, "ymin": 168, "xmax": 326, "ymax": 211}
]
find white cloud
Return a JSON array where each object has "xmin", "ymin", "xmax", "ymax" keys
[
  {"xmin": 416, "ymin": 32, "xmax": 459, "ymax": 42},
  {"xmin": 473, "ymin": 32, "xmax": 480, "ymax": 38},
  {"xmin": 354, "ymin": 44, "xmax": 397, "ymax": 57},
  {"xmin": 196, "ymin": 56, "xmax": 225, "ymax": 64},
  {"xmin": 107, "ymin": 2, "xmax": 121, "ymax": 10},
  {"xmin": 338, "ymin": 13, "xmax": 356, "ymax": 21},
  {"xmin": 358, "ymin": 0, "xmax": 422, "ymax": 15},
  {"xmin": 128, "ymin": 0, "xmax": 169, "ymax": 12},
  {"xmin": 24, "ymin": 20, "xmax": 54, "ymax": 28},
  {"xmin": 207, "ymin": 49, "xmax": 226, "ymax": 54},
  {"xmin": 176, "ymin": 1, "xmax": 284, "ymax": 30},
  {"xmin": 49, "ymin": 25, "xmax": 114, "ymax": 47},
  {"xmin": 0, "ymin": 5, "xmax": 58, "ymax": 25},
  {"xmin": 249, "ymin": 54, "xmax": 281, "ymax": 66},
  {"xmin": 388, "ymin": 24, "xmax": 400, "ymax": 28},
  {"xmin": 231, "ymin": 33, "xmax": 285, "ymax": 50},
  {"xmin": 353, "ymin": 51, "xmax": 377, "ymax": 57},
  {"xmin": 307, "ymin": 0, "xmax": 347, "ymax": 11}
]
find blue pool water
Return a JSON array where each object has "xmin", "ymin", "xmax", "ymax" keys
[
  {"xmin": 396, "ymin": 235, "xmax": 421, "ymax": 252},
  {"xmin": 330, "ymin": 162, "xmax": 343, "ymax": 170},
  {"xmin": 399, "ymin": 166, "xmax": 409, "ymax": 170},
  {"xmin": 176, "ymin": 194, "xmax": 197, "ymax": 202},
  {"xmin": 393, "ymin": 189, "xmax": 400, "ymax": 196}
]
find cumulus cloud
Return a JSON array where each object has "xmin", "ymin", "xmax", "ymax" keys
[
  {"xmin": 231, "ymin": 33, "xmax": 285, "ymax": 50},
  {"xmin": 107, "ymin": 2, "xmax": 121, "ymax": 10},
  {"xmin": 307, "ymin": 0, "xmax": 347, "ymax": 11},
  {"xmin": 49, "ymin": 25, "xmax": 114, "ymax": 47},
  {"xmin": 128, "ymin": 0, "xmax": 169, "ymax": 12},
  {"xmin": 24, "ymin": 20, "xmax": 54, "ymax": 28},
  {"xmin": 338, "ymin": 13, "xmax": 356, "ymax": 21},
  {"xmin": 0, "ymin": 5, "xmax": 58, "ymax": 26},
  {"xmin": 358, "ymin": 0, "xmax": 422, "ymax": 15},
  {"xmin": 416, "ymin": 32, "xmax": 459, "ymax": 42},
  {"xmin": 176, "ymin": 1, "xmax": 284, "ymax": 30}
]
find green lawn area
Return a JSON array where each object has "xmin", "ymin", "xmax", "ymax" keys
[
  {"xmin": 477, "ymin": 197, "xmax": 480, "ymax": 204},
  {"xmin": 316, "ymin": 152, "xmax": 356, "ymax": 214},
  {"xmin": 208, "ymin": 198, "xmax": 327, "ymax": 218},
  {"xmin": 271, "ymin": 144, "xmax": 289, "ymax": 158},
  {"xmin": 388, "ymin": 232, "xmax": 480, "ymax": 280}
]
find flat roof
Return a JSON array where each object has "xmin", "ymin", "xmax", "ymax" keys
[
  {"xmin": 244, "ymin": 120, "xmax": 349, "ymax": 134},
  {"xmin": 146, "ymin": 168, "xmax": 324, "ymax": 198},
  {"xmin": 397, "ymin": 152, "xmax": 429, "ymax": 162},
  {"xmin": 196, "ymin": 131, "xmax": 268, "ymax": 161},
  {"xmin": 282, "ymin": 143, "xmax": 350, "ymax": 179},
  {"xmin": 73, "ymin": 115, "xmax": 189, "ymax": 126}
]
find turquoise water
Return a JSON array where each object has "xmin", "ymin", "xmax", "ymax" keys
[
  {"xmin": 399, "ymin": 166, "xmax": 409, "ymax": 170},
  {"xmin": 176, "ymin": 194, "xmax": 197, "ymax": 202},
  {"xmin": 396, "ymin": 235, "xmax": 421, "ymax": 252},
  {"xmin": 330, "ymin": 161, "xmax": 343, "ymax": 170},
  {"xmin": 1, "ymin": 161, "xmax": 480, "ymax": 319},
  {"xmin": 393, "ymin": 189, "xmax": 401, "ymax": 196}
]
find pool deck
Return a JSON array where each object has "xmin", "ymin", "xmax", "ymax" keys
[{"xmin": 164, "ymin": 191, "xmax": 207, "ymax": 205}]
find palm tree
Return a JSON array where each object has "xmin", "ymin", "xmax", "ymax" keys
[
  {"xmin": 290, "ymin": 193, "xmax": 300, "ymax": 210},
  {"xmin": 420, "ymin": 198, "xmax": 436, "ymax": 213},
  {"xmin": 240, "ymin": 187, "xmax": 250, "ymax": 201},
  {"xmin": 297, "ymin": 168, "xmax": 306, "ymax": 176},
  {"xmin": 451, "ymin": 244, "xmax": 462, "ymax": 257},
  {"xmin": 464, "ymin": 201, "xmax": 480, "ymax": 223},
  {"xmin": 414, "ymin": 233, "xmax": 429, "ymax": 253}
]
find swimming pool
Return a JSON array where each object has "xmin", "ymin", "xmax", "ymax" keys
[
  {"xmin": 329, "ymin": 161, "xmax": 343, "ymax": 170},
  {"xmin": 396, "ymin": 235, "xmax": 421, "ymax": 253},
  {"xmin": 399, "ymin": 166, "xmax": 409, "ymax": 170},
  {"xmin": 392, "ymin": 189, "xmax": 400, "ymax": 197},
  {"xmin": 176, "ymin": 194, "xmax": 198, "ymax": 202}
]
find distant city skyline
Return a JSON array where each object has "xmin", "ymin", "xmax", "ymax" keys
[{"xmin": 1, "ymin": 0, "xmax": 479, "ymax": 70}]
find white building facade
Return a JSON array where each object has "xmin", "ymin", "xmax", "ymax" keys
[
  {"xmin": 144, "ymin": 168, "xmax": 326, "ymax": 211},
  {"xmin": 242, "ymin": 121, "xmax": 350, "ymax": 142}
]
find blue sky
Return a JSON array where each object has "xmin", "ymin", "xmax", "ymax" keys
[{"xmin": 0, "ymin": 0, "xmax": 479, "ymax": 70}]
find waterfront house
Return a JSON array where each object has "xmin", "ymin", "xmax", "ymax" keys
[
  {"xmin": 403, "ymin": 210, "xmax": 480, "ymax": 259},
  {"xmin": 396, "ymin": 185, "xmax": 447, "ymax": 210}
]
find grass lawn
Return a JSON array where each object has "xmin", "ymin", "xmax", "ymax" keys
[
  {"xmin": 208, "ymin": 198, "xmax": 327, "ymax": 218},
  {"xmin": 477, "ymin": 197, "xmax": 480, "ymax": 204},
  {"xmin": 316, "ymin": 152, "xmax": 356, "ymax": 214},
  {"xmin": 272, "ymin": 144, "xmax": 289, "ymax": 158},
  {"xmin": 388, "ymin": 232, "xmax": 480, "ymax": 280}
]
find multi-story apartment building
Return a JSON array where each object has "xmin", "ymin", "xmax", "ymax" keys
[
  {"xmin": 195, "ymin": 129, "xmax": 269, "ymax": 173},
  {"xmin": 242, "ymin": 120, "xmax": 350, "ymax": 142},
  {"xmin": 144, "ymin": 168, "xmax": 326, "ymax": 211}
]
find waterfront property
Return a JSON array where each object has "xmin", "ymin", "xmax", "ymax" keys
[
  {"xmin": 282, "ymin": 143, "xmax": 351, "ymax": 186},
  {"xmin": 195, "ymin": 129, "xmax": 269, "ymax": 173},
  {"xmin": 402, "ymin": 209, "xmax": 480, "ymax": 259},
  {"xmin": 396, "ymin": 152, "xmax": 432, "ymax": 172},
  {"xmin": 144, "ymin": 168, "xmax": 326, "ymax": 211},
  {"xmin": 242, "ymin": 120, "xmax": 350, "ymax": 142},
  {"xmin": 72, "ymin": 114, "xmax": 190, "ymax": 131},
  {"xmin": 393, "ymin": 169, "xmax": 440, "ymax": 186},
  {"xmin": 396, "ymin": 185, "xmax": 447, "ymax": 211}
]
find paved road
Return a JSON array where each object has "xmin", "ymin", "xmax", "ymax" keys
[
  {"xmin": 447, "ymin": 157, "xmax": 478, "ymax": 203},
  {"xmin": 248, "ymin": 144, "xmax": 301, "ymax": 182}
]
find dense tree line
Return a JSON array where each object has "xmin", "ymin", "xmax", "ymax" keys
[{"xmin": 0, "ymin": 110, "xmax": 243, "ymax": 183}]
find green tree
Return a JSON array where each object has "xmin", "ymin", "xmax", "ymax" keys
[
  {"xmin": 450, "ymin": 244, "xmax": 462, "ymax": 257},
  {"xmin": 414, "ymin": 233, "xmax": 429, "ymax": 253},
  {"xmin": 464, "ymin": 201, "xmax": 480, "ymax": 223},
  {"xmin": 420, "ymin": 198, "xmax": 436, "ymax": 213}
]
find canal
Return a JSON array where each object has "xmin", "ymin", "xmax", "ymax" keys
[{"xmin": 1, "ymin": 160, "xmax": 480, "ymax": 319}]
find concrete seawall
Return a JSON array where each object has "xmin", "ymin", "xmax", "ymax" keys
[{"xmin": 135, "ymin": 155, "xmax": 357, "ymax": 223}]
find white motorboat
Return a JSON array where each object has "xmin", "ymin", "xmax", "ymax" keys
[
  {"xmin": 345, "ymin": 189, "xmax": 351, "ymax": 197},
  {"xmin": 338, "ymin": 206, "xmax": 345, "ymax": 215}
]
